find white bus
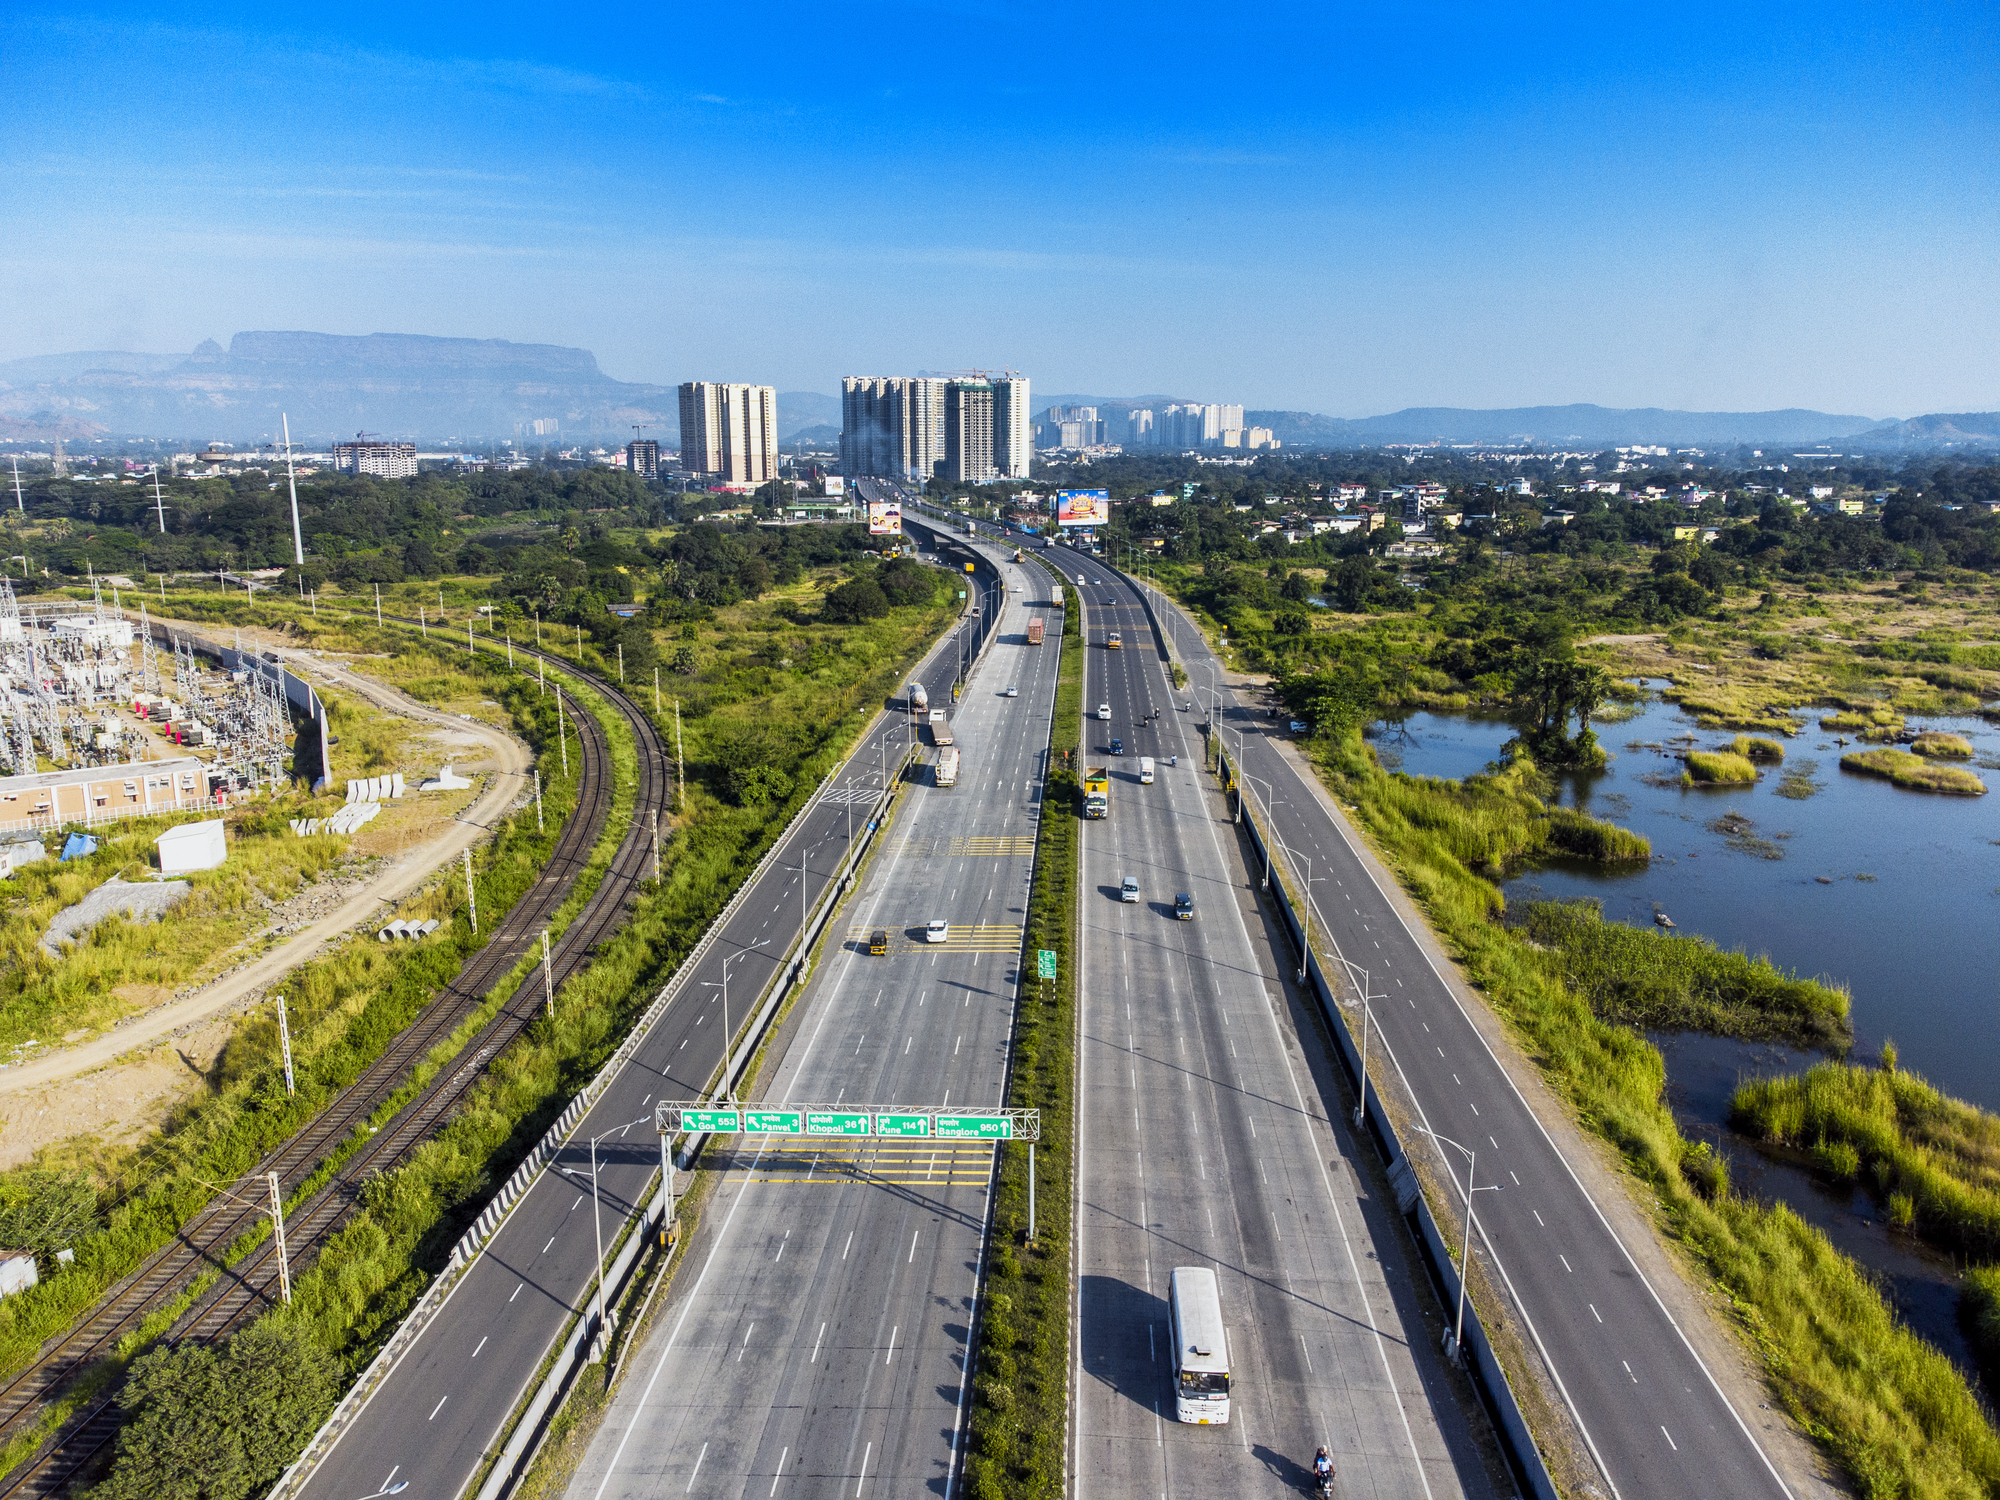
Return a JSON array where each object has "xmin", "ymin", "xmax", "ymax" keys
[{"xmin": 1168, "ymin": 1266, "xmax": 1231, "ymax": 1424}]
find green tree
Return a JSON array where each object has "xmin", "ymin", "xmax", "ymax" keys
[
  {"xmin": 823, "ymin": 576, "xmax": 890, "ymax": 623},
  {"xmin": 0, "ymin": 1172, "xmax": 96, "ymax": 1259},
  {"xmin": 88, "ymin": 1320, "xmax": 338, "ymax": 1500}
]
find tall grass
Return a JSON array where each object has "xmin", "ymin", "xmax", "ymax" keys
[
  {"xmin": 1316, "ymin": 737, "xmax": 2000, "ymax": 1499},
  {"xmin": 1685, "ymin": 749, "xmax": 1758, "ymax": 783},
  {"xmin": 1841, "ymin": 748, "xmax": 1988, "ymax": 795},
  {"xmin": 1523, "ymin": 900, "xmax": 1850, "ymax": 1046},
  {"xmin": 964, "ymin": 582, "xmax": 1080, "ymax": 1500}
]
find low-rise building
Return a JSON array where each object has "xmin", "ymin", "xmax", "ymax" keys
[{"xmin": 0, "ymin": 757, "xmax": 208, "ymax": 834}]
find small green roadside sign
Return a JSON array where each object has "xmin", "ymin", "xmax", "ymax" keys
[
  {"xmin": 936, "ymin": 1115, "xmax": 1012, "ymax": 1141},
  {"xmin": 1036, "ymin": 949, "xmax": 1058, "ymax": 981},
  {"xmin": 742, "ymin": 1111, "xmax": 801, "ymax": 1134},
  {"xmin": 807, "ymin": 1111, "xmax": 870, "ymax": 1136},
  {"xmin": 876, "ymin": 1113, "xmax": 931, "ymax": 1137},
  {"xmin": 682, "ymin": 1108, "xmax": 741, "ymax": 1133}
]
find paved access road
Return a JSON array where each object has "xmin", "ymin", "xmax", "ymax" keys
[
  {"xmin": 298, "ymin": 540, "xmax": 1004, "ymax": 1500},
  {"xmin": 1064, "ymin": 553, "xmax": 1493, "ymax": 1500},
  {"xmin": 1041, "ymin": 537, "xmax": 1808, "ymax": 1500},
  {"xmin": 562, "ymin": 540, "xmax": 1057, "ymax": 1500}
]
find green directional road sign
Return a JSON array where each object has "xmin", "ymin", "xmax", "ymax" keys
[
  {"xmin": 742, "ymin": 1111, "xmax": 801, "ymax": 1134},
  {"xmin": 807, "ymin": 1111, "xmax": 869, "ymax": 1136},
  {"xmin": 682, "ymin": 1109, "xmax": 741, "ymax": 1133},
  {"xmin": 1036, "ymin": 949, "xmax": 1058, "ymax": 981},
  {"xmin": 875, "ymin": 1113, "xmax": 931, "ymax": 1137},
  {"xmin": 936, "ymin": 1114, "xmax": 1012, "ymax": 1141}
]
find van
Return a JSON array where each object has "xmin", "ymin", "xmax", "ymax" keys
[{"xmin": 1139, "ymin": 757, "xmax": 1155, "ymax": 784}]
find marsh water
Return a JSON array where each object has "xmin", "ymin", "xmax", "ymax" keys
[
  {"xmin": 1371, "ymin": 692, "xmax": 2000, "ymax": 1112},
  {"xmin": 1370, "ymin": 691, "xmax": 2000, "ymax": 1391}
]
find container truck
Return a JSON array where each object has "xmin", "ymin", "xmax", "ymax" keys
[
  {"xmin": 1083, "ymin": 767, "xmax": 1110, "ymax": 819},
  {"xmin": 1026, "ymin": 616, "xmax": 1045, "ymax": 646},
  {"xmin": 935, "ymin": 745, "xmax": 960, "ymax": 787}
]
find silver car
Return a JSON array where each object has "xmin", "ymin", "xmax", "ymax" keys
[{"xmin": 1120, "ymin": 877, "xmax": 1140, "ymax": 904}]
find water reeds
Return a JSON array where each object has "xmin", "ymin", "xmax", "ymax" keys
[
  {"xmin": 1729, "ymin": 734, "xmax": 1786, "ymax": 762},
  {"xmin": 1684, "ymin": 749, "xmax": 1758, "ymax": 784},
  {"xmin": 1909, "ymin": 732, "xmax": 1975, "ymax": 759},
  {"xmin": 1840, "ymin": 748, "xmax": 1987, "ymax": 795}
]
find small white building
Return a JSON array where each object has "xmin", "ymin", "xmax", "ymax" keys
[
  {"xmin": 156, "ymin": 818, "xmax": 227, "ymax": 874},
  {"xmin": 0, "ymin": 1252, "xmax": 37, "ymax": 1298}
]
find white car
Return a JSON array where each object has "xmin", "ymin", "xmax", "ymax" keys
[
  {"xmin": 1098, "ymin": 704, "xmax": 1111, "ymax": 721},
  {"xmin": 1120, "ymin": 877, "xmax": 1140, "ymax": 904},
  {"xmin": 1006, "ymin": 685, "xmax": 1020, "ymax": 698},
  {"xmin": 1077, "ymin": 575, "xmax": 1086, "ymax": 585},
  {"xmin": 926, "ymin": 919, "xmax": 950, "ymax": 944}
]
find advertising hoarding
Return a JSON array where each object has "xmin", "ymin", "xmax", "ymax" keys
[
  {"xmin": 1056, "ymin": 489, "xmax": 1109, "ymax": 528},
  {"xmin": 867, "ymin": 499, "xmax": 903, "ymax": 535}
]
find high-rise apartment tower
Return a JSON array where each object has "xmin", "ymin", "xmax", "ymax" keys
[
  {"xmin": 678, "ymin": 382, "xmax": 778, "ymax": 485},
  {"xmin": 840, "ymin": 376, "xmax": 947, "ymax": 482}
]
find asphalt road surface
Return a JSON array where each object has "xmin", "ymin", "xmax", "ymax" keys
[
  {"xmin": 1065, "ymin": 556, "xmax": 1494, "ymax": 1500},
  {"xmin": 297, "ymin": 534, "xmax": 1004, "ymax": 1500},
  {"xmin": 1042, "ymin": 536, "xmax": 1805, "ymax": 1500},
  {"xmin": 563, "ymin": 542, "xmax": 1058, "ymax": 1500}
]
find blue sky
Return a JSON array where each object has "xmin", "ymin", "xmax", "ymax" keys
[{"xmin": 2, "ymin": 1, "xmax": 1995, "ymax": 417}]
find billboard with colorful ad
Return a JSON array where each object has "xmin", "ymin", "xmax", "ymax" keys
[
  {"xmin": 867, "ymin": 499, "xmax": 903, "ymax": 535},
  {"xmin": 1056, "ymin": 489, "xmax": 1109, "ymax": 528}
]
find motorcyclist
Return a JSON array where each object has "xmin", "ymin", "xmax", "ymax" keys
[{"xmin": 1313, "ymin": 1446, "xmax": 1334, "ymax": 1491}]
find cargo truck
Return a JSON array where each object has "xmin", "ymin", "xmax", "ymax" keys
[
  {"xmin": 1083, "ymin": 767, "xmax": 1110, "ymax": 819},
  {"xmin": 930, "ymin": 711, "xmax": 954, "ymax": 747},
  {"xmin": 935, "ymin": 745, "xmax": 960, "ymax": 787},
  {"xmin": 1139, "ymin": 756, "xmax": 1155, "ymax": 784},
  {"xmin": 1026, "ymin": 616, "xmax": 1045, "ymax": 646}
]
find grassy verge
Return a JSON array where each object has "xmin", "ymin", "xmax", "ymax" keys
[
  {"xmin": 1313, "ymin": 737, "xmax": 2000, "ymax": 1497},
  {"xmin": 1840, "ymin": 748, "xmax": 1988, "ymax": 794},
  {"xmin": 963, "ymin": 581, "xmax": 1080, "ymax": 1500},
  {"xmin": 1521, "ymin": 900, "xmax": 1850, "ymax": 1046}
]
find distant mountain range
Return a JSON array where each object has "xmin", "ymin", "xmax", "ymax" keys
[{"xmin": 0, "ymin": 335, "xmax": 1989, "ymax": 454}]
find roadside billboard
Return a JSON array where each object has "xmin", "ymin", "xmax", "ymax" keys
[
  {"xmin": 1056, "ymin": 489, "xmax": 1109, "ymax": 528},
  {"xmin": 867, "ymin": 499, "xmax": 903, "ymax": 535}
]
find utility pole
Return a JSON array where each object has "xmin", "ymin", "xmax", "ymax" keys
[
  {"xmin": 542, "ymin": 929, "xmax": 555, "ymax": 1015},
  {"xmin": 468, "ymin": 618, "xmax": 474, "ymax": 654},
  {"xmin": 149, "ymin": 464, "xmax": 166, "ymax": 531},
  {"xmin": 674, "ymin": 699, "xmax": 685, "ymax": 813},
  {"xmin": 11, "ymin": 455, "xmax": 22, "ymax": 515},
  {"xmin": 375, "ymin": 584, "xmax": 382, "ymax": 627},
  {"xmin": 534, "ymin": 769, "xmax": 544, "ymax": 831},
  {"xmin": 538, "ymin": 655, "xmax": 546, "ymax": 695},
  {"xmin": 281, "ymin": 413, "xmax": 305, "ymax": 565},
  {"xmin": 617, "ymin": 642, "xmax": 624, "ymax": 683},
  {"xmin": 557, "ymin": 691, "xmax": 569, "ymax": 774},
  {"xmin": 267, "ymin": 1172, "xmax": 292, "ymax": 1304},
  {"xmin": 463, "ymin": 847, "xmax": 478, "ymax": 934},
  {"xmin": 653, "ymin": 666, "xmax": 660, "ymax": 715},
  {"xmin": 275, "ymin": 994, "xmax": 296, "ymax": 1095},
  {"xmin": 419, "ymin": 606, "xmax": 427, "ymax": 637},
  {"xmin": 651, "ymin": 808, "xmax": 660, "ymax": 880},
  {"xmin": 507, "ymin": 632, "xmax": 513, "ymax": 668}
]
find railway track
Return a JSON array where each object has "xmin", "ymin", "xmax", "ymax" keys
[{"xmin": 0, "ymin": 630, "xmax": 667, "ymax": 1498}]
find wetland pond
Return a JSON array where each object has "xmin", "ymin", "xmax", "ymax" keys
[{"xmin": 1371, "ymin": 691, "xmax": 2000, "ymax": 1391}]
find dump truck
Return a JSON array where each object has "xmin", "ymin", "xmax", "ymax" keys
[
  {"xmin": 935, "ymin": 745, "xmax": 960, "ymax": 787},
  {"xmin": 1027, "ymin": 616, "xmax": 1045, "ymax": 646},
  {"xmin": 1083, "ymin": 767, "xmax": 1110, "ymax": 819},
  {"xmin": 930, "ymin": 711, "xmax": 954, "ymax": 747}
]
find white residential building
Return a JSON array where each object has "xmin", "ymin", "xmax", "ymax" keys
[{"xmin": 679, "ymin": 382, "xmax": 779, "ymax": 485}]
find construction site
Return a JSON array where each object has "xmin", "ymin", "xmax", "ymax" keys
[{"xmin": 0, "ymin": 580, "xmax": 312, "ymax": 834}]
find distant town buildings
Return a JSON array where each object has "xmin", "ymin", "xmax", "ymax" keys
[
  {"xmin": 1114, "ymin": 402, "xmax": 1274, "ymax": 452},
  {"xmin": 625, "ymin": 438, "xmax": 659, "ymax": 479},
  {"xmin": 841, "ymin": 372, "xmax": 1029, "ymax": 483},
  {"xmin": 331, "ymin": 435, "xmax": 419, "ymax": 479},
  {"xmin": 679, "ymin": 382, "xmax": 778, "ymax": 486}
]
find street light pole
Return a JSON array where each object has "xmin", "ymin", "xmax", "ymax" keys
[
  {"xmin": 1418, "ymin": 1127, "xmax": 1500, "ymax": 1363},
  {"xmin": 705, "ymin": 941, "xmax": 768, "ymax": 1104}
]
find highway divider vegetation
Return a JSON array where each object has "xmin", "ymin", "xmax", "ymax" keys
[
  {"xmin": 964, "ymin": 580, "xmax": 1080, "ymax": 1500},
  {"xmin": 1308, "ymin": 735, "xmax": 2000, "ymax": 1496},
  {"xmin": 83, "ymin": 559, "xmax": 965, "ymax": 1497}
]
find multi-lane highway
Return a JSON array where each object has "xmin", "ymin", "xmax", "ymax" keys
[
  {"xmin": 565, "ymin": 541, "xmax": 1057, "ymax": 1499},
  {"xmin": 1040, "ymin": 535, "xmax": 1819, "ymax": 1500},
  {"xmin": 294, "ymin": 530, "xmax": 1004, "ymax": 1500},
  {"xmin": 1064, "ymin": 553, "xmax": 1494, "ymax": 1498}
]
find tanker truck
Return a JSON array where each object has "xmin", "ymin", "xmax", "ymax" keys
[{"xmin": 910, "ymin": 681, "xmax": 930, "ymax": 716}]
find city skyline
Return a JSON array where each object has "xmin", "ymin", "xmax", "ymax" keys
[{"xmin": 0, "ymin": 3, "xmax": 1991, "ymax": 420}]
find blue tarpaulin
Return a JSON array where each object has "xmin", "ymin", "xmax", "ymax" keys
[{"xmin": 60, "ymin": 833, "xmax": 98, "ymax": 861}]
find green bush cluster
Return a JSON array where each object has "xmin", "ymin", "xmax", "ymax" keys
[
  {"xmin": 1684, "ymin": 749, "xmax": 1758, "ymax": 783},
  {"xmin": 1523, "ymin": 900, "xmax": 1850, "ymax": 1046},
  {"xmin": 965, "ymin": 582, "xmax": 1080, "ymax": 1500}
]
